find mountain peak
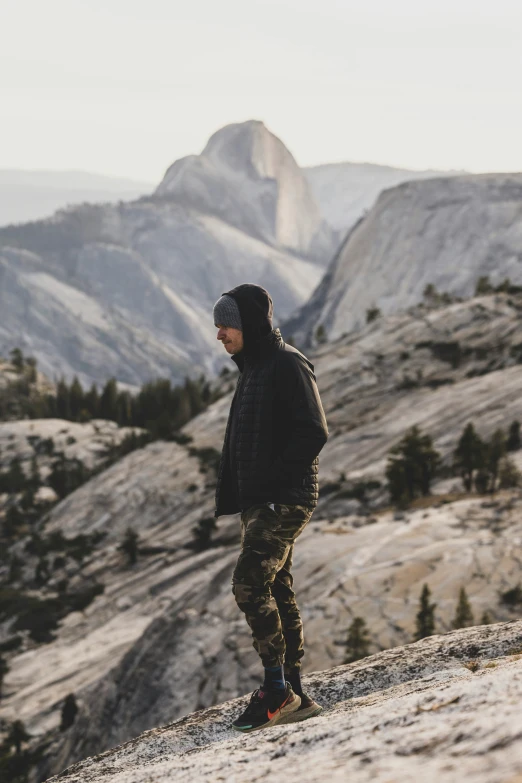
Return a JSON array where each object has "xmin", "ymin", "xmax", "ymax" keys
[
  {"xmin": 155, "ymin": 120, "xmax": 333, "ymax": 258},
  {"xmin": 201, "ymin": 120, "xmax": 284, "ymax": 178}
]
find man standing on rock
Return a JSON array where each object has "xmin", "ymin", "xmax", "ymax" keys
[{"xmin": 213, "ymin": 283, "xmax": 329, "ymax": 732}]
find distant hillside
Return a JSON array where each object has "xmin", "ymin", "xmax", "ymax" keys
[
  {"xmin": 0, "ymin": 170, "xmax": 153, "ymax": 227},
  {"xmin": 285, "ymin": 173, "xmax": 522, "ymax": 347}
]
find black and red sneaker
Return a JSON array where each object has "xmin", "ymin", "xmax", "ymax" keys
[
  {"xmin": 231, "ymin": 683, "xmax": 301, "ymax": 732},
  {"xmin": 278, "ymin": 691, "xmax": 323, "ymax": 723}
]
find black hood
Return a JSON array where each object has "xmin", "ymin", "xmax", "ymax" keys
[{"xmin": 223, "ymin": 283, "xmax": 273, "ymax": 352}]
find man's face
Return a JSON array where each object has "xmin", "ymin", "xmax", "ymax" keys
[{"xmin": 216, "ymin": 325, "xmax": 244, "ymax": 354}]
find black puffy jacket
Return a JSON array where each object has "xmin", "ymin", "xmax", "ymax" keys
[{"xmin": 214, "ymin": 284, "xmax": 328, "ymax": 518}]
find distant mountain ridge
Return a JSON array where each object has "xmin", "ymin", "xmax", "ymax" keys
[
  {"xmin": 0, "ymin": 170, "xmax": 153, "ymax": 227},
  {"xmin": 0, "ymin": 122, "xmax": 332, "ymax": 387},
  {"xmin": 304, "ymin": 160, "xmax": 460, "ymax": 233}
]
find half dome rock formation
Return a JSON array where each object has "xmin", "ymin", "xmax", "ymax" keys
[
  {"xmin": 155, "ymin": 120, "xmax": 335, "ymax": 261},
  {"xmin": 48, "ymin": 621, "xmax": 522, "ymax": 783},
  {"xmin": 285, "ymin": 174, "xmax": 522, "ymax": 347},
  {"xmin": 0, "ymin": 122, "xmax": 331, "ymax": 387}
]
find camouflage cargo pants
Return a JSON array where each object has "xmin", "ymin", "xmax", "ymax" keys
[{"xmin": 231, "ymin": 502, "xmax": 314, "ymax": 669}]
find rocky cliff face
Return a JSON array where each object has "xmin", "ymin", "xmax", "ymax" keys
[
  {"xmin": 157, "ymin": 120, "xmax": 335, "ymax": 260},
  {"xmin": 285, "ymin": 174, "xmax": 522, "ymax": 347},
  {"xmin": 3, "ymin": 293, "xmax": 522, "ymax": 780},
  {"xmin": 0, "ymin": 122, "xmax": 331, "ymax": 388},
  {"xmin": 49, "ymin": 621, "xmax": 522, "ymax": 783}
]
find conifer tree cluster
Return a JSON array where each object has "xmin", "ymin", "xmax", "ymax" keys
[
  {"xmin": 453, "ymin": 421, "xmax": 521, "ymax": 493},
  {"xmin": 42, "ymin": 374, "xmax": 213, "ymax": 438},
  {"xmin": 412, "ymin": 584, "xmax": 491, "ymax": 641},
  {"xmin": 474, "ymin": 275, "xmax": 522, "ymax": 296},
  {"xmin": 0, "ymin": 349, "xmax": 219, "ymax": 440},
  {"xmin": 386, "ymin": 419, "xmax": 521, "ymax": 508},
  {"xmin": 385, "ymin": 426, "xmax": 441, "ymax": 507},
  {"xmin": 0, "ymin": 718, "xmax": 33, "ymax": 782}
]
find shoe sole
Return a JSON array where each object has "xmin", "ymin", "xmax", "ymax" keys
[
  {"xmin": 278, "ymin": 703, "xmax": 323, "ymax": 724},
  {"xmin": 231, "ymin": 693, "xmax": 302, "ymax": 733}
]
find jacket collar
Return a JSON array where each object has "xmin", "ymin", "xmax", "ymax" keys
[{"xmin": 231, "ymin": 328, "xmax": 283, "ymax": 372}]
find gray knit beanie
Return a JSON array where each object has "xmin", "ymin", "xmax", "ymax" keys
[{"xmin": 213, "ymin": 294, "xmax": 243, "ymax": 331}]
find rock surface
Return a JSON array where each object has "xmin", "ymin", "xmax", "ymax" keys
[
  {"xmin": 48, "ymin": 621, "xmax": 522, "ymax": 783},
  {"xmin": 4, "ymin": 293, "xmax": 522, "ymax": 779},
  {"xmin": 285, "ymin": 174, "xmax": 522, "ymax": 347},
  {"xmin": 157, "ymin": 120, "xmax": 335, "ymax": 260}
]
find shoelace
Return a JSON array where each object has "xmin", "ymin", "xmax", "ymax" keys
[{"xmin": 243, "ymin": 688, "xmax": 268, "ymax": 716}]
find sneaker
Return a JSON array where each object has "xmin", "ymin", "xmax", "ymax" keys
[
  {"xmin": 277, "ymin": 692, "xmax": 323, "ymax": 724},
  {"xmin": 231, "ymin": 682, "xmax": 301, "ymax": 732}
]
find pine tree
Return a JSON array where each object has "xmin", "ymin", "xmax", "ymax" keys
[
  {"xmin": 366, "ymin": 306, "xmax": 381, "ymax": 323},
  {"xmin": 185, "ymin": 377, "xmax": 204, "ymax": 418},
  {"xmin": 344, "ymin": 617, "xmax": 371, "ymax": 663},
  {"xmin": 120, "ymin": 527, "xmax": 139, "ymax": 565},
  {"xmin": 475, "ymin": 275, "xmax": 493, "ymax": 295},
  {"xmin": 35, "ymin": 557, "xmax": 50, "ymax": 586},
  {"xmin": 315, "ymin": 324, "xmax": 327, "ymax": 344},
  {"xmin": 60, "ymin": 693, "xmax": 79, "ymax": 731},
  {"xmin": 453, "ymin": 423, "xmax": 484, "ymax": 492},
  {"xmin": 498, "ymin": 456, "xmax": 522, "ymax": 489},
  {"xmin": 56, "ymin": 378, "xmax": 71, "ymax": 419},
  {"xmin": 84, "ymin": 383, "xmax": 100, "ymax": 419},
  {"xmin": 29, "ymin": 454, "xmax": 40, "ymax": 490},
  {"xmin": 507, "ymin": 420, "xmax": 521, "ymax": 452},
  {"xmin": 7, "ymin": 457, "xmax": 26, "ymax": 493},
  {"xmin": 192, "ymin": 517, "xmax": 217, "ymax": 552},
  {"xmin": 486, "ymin": 429, "xmax": 507, "ymax": 493},
  {"xmin": 423, "ymin": 283, "xmax": 437, "ymax": 300},
  {"xmin": 452, "ymin": 587, "xmax": 474, "ymax": 629},
  {"xmin": 20, "ymin": 486, "xmax": 35, "ymax": 511},
  {"xmin": 48, "ymin": 456, "xmax": 86, "ymax": 499},
  {"xmin": 8, "ymin": 554, "xmax": 23, "ymax": 583},
  {"xmin": 386, "ymin": 426, "xmax": 441, "ymax": 506},
  {"xmin": 99, "ymin": 378, "xmax": 119, "ymax": 422},
  {"xmin": 69, "ymin": 376, "xmax": 85, "ymax": 421},
  {"xmin": 3, "ymin": 504, "xmax": 24, "ymax": 538},
  {"xmin": 116, "ymin": 391, "xmax": 132, "ymax": 427},
  {"xmin": 9, "ymin": 347, "xmax": 24, "ymax": 372},
  {"xmin": 480, "ymin": 610, "xmax": 493, "ymax": 625},
  {"xmin": 24, "ymin": 355, "xmax": 37, "ymax": 383},
  {"xmin": 6, "ymin": 720, "xmax": 30, "ymax": 754},
  {"xmin": 414, "ymin": 584, "xmax": 437, "ymax": 641},
  {"xmin": 0, "ymin": 655, "xmax": 8, "ymax": 698}
]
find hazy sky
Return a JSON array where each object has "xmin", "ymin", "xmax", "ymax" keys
[{"xmin": 2, "ymin": 0, "xmax": 522, "ymax": 182}]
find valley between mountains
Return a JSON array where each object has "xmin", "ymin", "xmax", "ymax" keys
[{"xmin": 2, "ymin": 291, "xmax": 522, "ymax": 780}]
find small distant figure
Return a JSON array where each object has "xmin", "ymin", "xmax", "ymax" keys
[{"xmin": 213, "ymin": 284, "xmax": 329, "ymax": 732}]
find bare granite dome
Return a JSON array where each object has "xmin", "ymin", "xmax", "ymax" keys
[
  {"xmin": 285, "ymin": 173, "xmax": 522, "ymax": 347},
  {"xmin": 156, "ymin": 120, "xmax": 335, "ymax": 259},
  {"xmin": 48, "ymin": 621, "xmax": 522, "ymax": 783}
]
